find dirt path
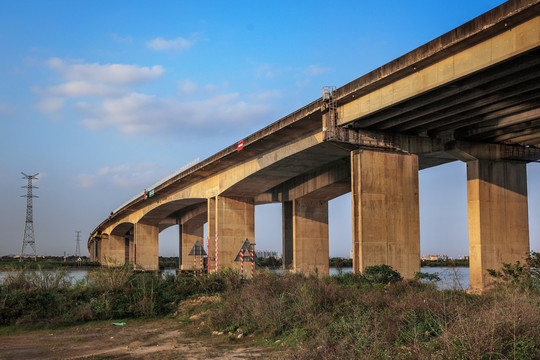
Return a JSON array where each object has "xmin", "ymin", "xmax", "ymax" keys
[{"xmin": 0, "ymin": 318, "xmax": 282, "ymax": 359}]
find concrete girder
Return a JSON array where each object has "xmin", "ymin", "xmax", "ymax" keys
[
  {"xmin": 373, "ymin": 64, "xmax": 540, "ymax": 132},
  {"xmin": 426, "ymin": 92, "xmax": 540, "ymax": 136},
  {"xmin": 158, "ymin": 218, "xmax": 177, "ymax": 233},
  {"xmin": 255, "ymin": 158, "xmax": 351, "ymax": 204},
  {"xmin": 445, "ymin": 140, "xmax": 540, "ymax": 162},
  {"xmin": 338, "ymin": 16, "xmax": 540, "ymax": 127},
  {"xmin": 455, "ymin": 108, "xmax": 540, "ymax": 140},
  {"xmin": 138, "ymin": 198, "xmax": 206, "ymax": 226},
  {"xmin": 325, "ymin": 128, "xmax": 540, "ymax": 164},
  {"xmin": 485, "ymin": 119, "xmax": 540, "ymax": 143},
  {"xmin": 98, "ymin": 130, "xmax": 327, "ymax": 238},
  {"xmin": 220, "ymin": 142, "xmax": 349, "ymax": 198},
  {"xmin": 110, "ymin": 222, "xmax": 134, "ymax": 236},
  {"xmin": 179, "ymin": 202, "xmax": 208, "ymax": 225}
]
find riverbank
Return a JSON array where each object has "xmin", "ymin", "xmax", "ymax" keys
[
  {"xmin": 1, "ymin": 256, "xmax": 538, "ymax": 359},
  {"xmin": 0, "ymin": 317, "xmax": 280, "ymax": 359}
]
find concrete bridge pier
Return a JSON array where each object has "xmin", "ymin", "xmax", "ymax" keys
[
  {"xmin": 207, "ymin": 196, "xmax": 254, "ymax": 272},
  {"xmin": 467, "ymin": 159, "xmax": 529, "ymax": 290},
  {"xmin": 179, "ymin": 221, "xmax": 204, "ymax": 271},
  {"xmin": 89, "ymin": 237, "xmax": 100, "ymax": 262},
  {"xmin": 134, "ymin": 222, "xmax": 159, "ymax": 270},
  {"xmin": 282, "ymin": 201, "xmax": 293, "ymax": 270},
  {"xmin": 106, "ymin": 234, "xmax": 128, "ymax": 266},
  {"xmin": 351, "ymin": 149, "xmax": 421, "ymax": 280},
  {"xmin": 291, "ymin": 198, "xmax": 329, "ymax": 275},
  {"xmin": 282, "ymin": 198, "xmax": 329, "ymax": 275}
]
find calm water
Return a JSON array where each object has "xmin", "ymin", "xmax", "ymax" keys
[{"xmin": 0, "ymin": 267, "xmax": 470, "ymax": 290}]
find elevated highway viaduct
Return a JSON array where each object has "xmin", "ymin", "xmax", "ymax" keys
[{"xmin": 89, "ymin": 0, "xmax": 540, "ymax": 290}]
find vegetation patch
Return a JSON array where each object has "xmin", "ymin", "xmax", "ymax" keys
[{"xmin": 1, "ymin": 254, "xmax": 538, "ymax": 359}]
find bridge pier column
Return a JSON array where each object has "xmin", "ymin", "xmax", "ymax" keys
[
  {"xmin": 467, "ymin": 160, "xmax": 529, "ymax": 291},
  {"xmin": 351, "ymin": 150, "xmax": 420, "ymax": 279},
  {"xmin": 106, "ymin": 234, "xmax": 126, "ymax": 266},
  {"xmin": 292, "ymin": 198, "xmax": 329, "ymax": 276},
  {"xmin": 89, "ymin": 238, "xmax": 98, "ymax": 262},
  {"xmin": 134, "ymin": 222, "xmax": 159, "ymax": 271},
  {"xmin": 179, "ymin": 221, "xmax": 204, "ymax": 270},
  {"xmin": 98, "ymin": 234, "xmax": 109, "ymax": 264},
  {"xmin": 96, "ymin": 238, "xmax": 102, "ymax": 263},
  {"xmin": 126, "ymin": 236, "xmax": 134, "ymax": 264},
  {"xmin": 282, "ymin": 201, "xmax": 294, "ymax": 270},
  {"xmin": 207, "ymin": 196, "xmax": 254, "ymax": 272}
]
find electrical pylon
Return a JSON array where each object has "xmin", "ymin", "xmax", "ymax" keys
[
  {"xmin": 75, "ymin": 230, "xmax": 81, "ymax": 257},
  {"xmin": 20, "ymin": 172, "xmax": 39, "ymax": 261}
]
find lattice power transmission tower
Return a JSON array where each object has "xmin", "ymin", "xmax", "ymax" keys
[
  {"xmin": 20, "ymin": 172, "xmax": 39, "ymax": 261},
  {"xmin": 75, "ymin": 231, "xmax": 81, "ymax": 257}
]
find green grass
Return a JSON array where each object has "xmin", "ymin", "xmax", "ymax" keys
[{"xmin": 1, "ymin": 254, "xmax": 538, "ymax": 359}]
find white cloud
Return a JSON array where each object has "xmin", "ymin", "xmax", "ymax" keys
[
  {"xmin": 178, "ymin": 79, "xmax": 198, "ymax": 95},
  {"xmin": 36, "ymin": 97, "xmax": 66, "ymax": 113},
  {"xmin": 77, "ymin": 163, "xmax": 159, "ymax": 189},
  {"xmin": 46, "ymin": 58, "xmax": 164, "ymax": 85},
  {"xmin": 146, "ymin": 36, "xmax": 194, "ymax": 51},
  {"xmin": 78, "ymin": 91, "xmax": 271, "ymax": 135},
  {"xmin": 35, "ymin": 58, "xmax": 164, "ymax": 115},
  {"xmin": 304, "ymin": 64, "xmax": 332, "ymax": 76},
  {"xmin": 45, "ymin": 81, "xmax": 121, "ymax": 98},
  {"xmin": 36, "ymin": 58, "xmax": 275, "ymax": 136}
]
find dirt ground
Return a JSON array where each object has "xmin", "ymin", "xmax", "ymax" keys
[{"xmin": 0, "ymin": 318, "xmax": 282, "ymax": 359}]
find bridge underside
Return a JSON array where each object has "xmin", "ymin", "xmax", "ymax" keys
[{"xmin": 90, "ymin": 1, "xmax": 540, "ymax": 290}]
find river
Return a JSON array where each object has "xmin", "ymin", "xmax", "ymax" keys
[{"xmin": 0, "ymin": 267, "xmax": 470, "ymax": 290}]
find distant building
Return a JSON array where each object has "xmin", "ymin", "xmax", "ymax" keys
[
  {"xmin": 255, "ymin": 250, "xmax": 279, "ymax": 259},
  {"xmin": 421, "ymin": 254, "xmax": 448, "ymax": 261}
]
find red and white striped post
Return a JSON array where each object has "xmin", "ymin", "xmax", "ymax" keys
[
  {"xmin": 193, "ymin": 257, "xmax": 197, "ymax": 279},
  {"xmin": 199, "ymin": 256, "xmax": 203, "ymax": 276},
  {"xmin": 240, "ymin": 250, "xmax": 244, "ymax": 280},
  {"xmin": 250, "ymin": 248, "xmax": 254, "ymax": 279},
  {"xmin": 207, "ymin": 236, "xmax": 210, "ymax": 273},
  {"xmin": 215, "ymin": 232, "xmax": 218, "ymax": 273}
]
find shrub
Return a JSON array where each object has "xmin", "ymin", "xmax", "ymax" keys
[{"xmin": 363, "ymin": 264, "xmax": 403, "ymax": 284}]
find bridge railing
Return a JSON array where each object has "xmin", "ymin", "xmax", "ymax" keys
[{"xmin": 112, "ymin": 158, "xmax": 200, "ymax": 214}]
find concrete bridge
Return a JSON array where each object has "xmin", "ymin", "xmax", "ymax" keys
[{"xmin": 89, "ymin": 0, "xmax": 540, "ymax": 290}]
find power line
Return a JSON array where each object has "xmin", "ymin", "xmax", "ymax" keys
[{"xmin": 20, "ymin": 172, "xmax": 39, "ymax": 261}]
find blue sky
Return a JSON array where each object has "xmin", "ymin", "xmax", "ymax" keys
[{"xmin": 1, "ymin": 0, "xmax": 538, "ymax": 258}]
